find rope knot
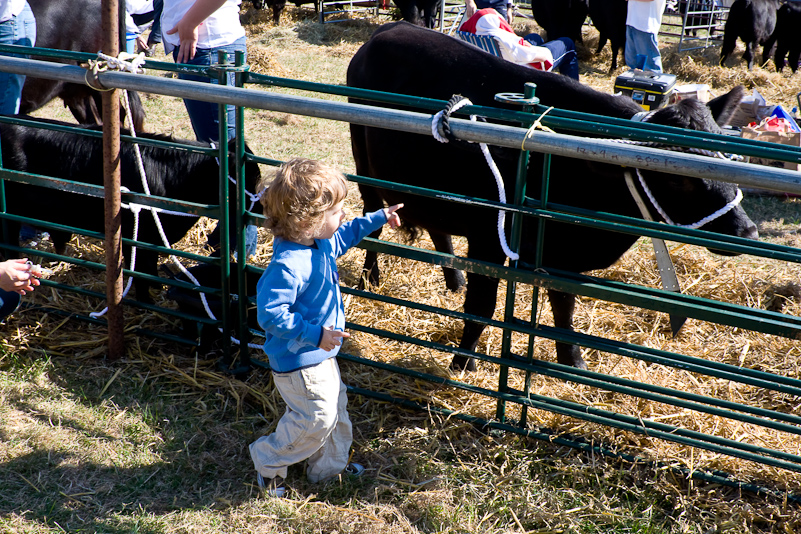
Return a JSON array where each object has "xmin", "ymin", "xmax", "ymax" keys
[
  {"xmin": 432, "ymin": 95, "xmax": 473, "ymax": 144},
  {"xmin": 83, "ymin": 51, "xmax": 146, "ymax": 91}
]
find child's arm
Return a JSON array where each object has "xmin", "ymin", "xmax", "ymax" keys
[
  {"xmin": 333, "ymin": 203, "xmax": 404, "ymax": 256},
  {"xmin": 257, "ymin": 263, "xmax": 324, "ymax": 348}
]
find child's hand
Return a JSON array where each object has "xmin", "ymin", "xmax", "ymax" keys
[
  {"xmin": 319, "ymin": 326, "xmax": 351, "ymax": 351},
  {"xmin": 384, "ymin": 203, "xmax": 403, "ymax": 229}
]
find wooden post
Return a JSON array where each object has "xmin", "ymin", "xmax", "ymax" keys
[{"xmin": 101, "ymin": 0, "xmax": 125, "ymax": 361}]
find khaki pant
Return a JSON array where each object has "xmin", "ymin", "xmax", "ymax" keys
[{"xmin": 249, "ymin": 357, "xmax": 352, "ymax": 483}]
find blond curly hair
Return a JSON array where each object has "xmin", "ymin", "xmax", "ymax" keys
[{"xmin": 259, "ymin": 158, "xmax": 348, "ymax": 242}]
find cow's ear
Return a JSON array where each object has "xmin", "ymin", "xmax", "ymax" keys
[{"xmin": 706, "ymin": 85, "xmax": 745, "ymax": 127}]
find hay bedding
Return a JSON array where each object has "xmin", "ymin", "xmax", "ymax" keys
[{"xmin": 5, "ymin": 6, "xmax": 801, "ymax": 506}]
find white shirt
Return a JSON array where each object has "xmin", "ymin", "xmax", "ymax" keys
[
  {"xmin": 0, "ymin": 0, "xmax": 27, "ymax": 23},
  {"xmin": 126, "ymin": 0, "xmax": 155, "ymax": 35},
  {"xmin": 626, "ymin": 0, "xmax": 667, "ymax": 35},
  {"xmin": 161, "ymin": 0, "xmax": 245, "ymax": 50}
]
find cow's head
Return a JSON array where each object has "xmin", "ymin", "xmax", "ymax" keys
[{"xmin": 634, "ymin": 86, "xmax": 758, "ymax": 250}]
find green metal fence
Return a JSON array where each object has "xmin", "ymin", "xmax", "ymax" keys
[{"xmin": 1, "ymin": 43, "xmax": 801, "ymax": 501}]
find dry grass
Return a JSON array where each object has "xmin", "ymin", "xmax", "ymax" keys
[{"xmin": 2, "ymin": 5, "xmax": 801, "ymax": 533}]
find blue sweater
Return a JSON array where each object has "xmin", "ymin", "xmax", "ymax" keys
[{"xmin": 256, "ymin": 209, "xmax": 388, "ymax": 372}]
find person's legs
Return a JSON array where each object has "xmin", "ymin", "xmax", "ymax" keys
[
  {"xmin": 0, "ymin": 2, "xmax": 36, "ymax": 115},
  {"xmin": 523, "ymin": 33, "xmax": 544, "ymax": 46},
  {"xmin": 542, "ymin": 37, "xmax": 579, "ymax": 80},
  {"xmin": 305, "ymin": 359, "xmax": 352, "ymax": 483},
  {"xmin": 641, "ymin": 31, "xmax": 663, "ymax": 72},
  {"xmin": 0, "ymin": 289, "xmax": 21, "ymax": 320},
  {"xmin": 173, "ymin": 36, "xmax": 247, "ymax": 143},
  {"xmin": 147, "ymin": 0, "xmax": 163, "ymax": 47},
  {"xmin": 249, "ymin": 358, "xmax": 345, "ymax": 482},
  {"xmin": 625, "ymin": 25, "xmax": 662, "ymax": 72},
  {"xmin": 173, "ymin": 37, "xmax": 255, "ymax": 254}
]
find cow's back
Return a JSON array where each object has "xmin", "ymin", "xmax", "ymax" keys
[
  {"xmin": 349, "ymin": 22, "xmax": 636, "ymax": 117},
  {"xmin": 348, "ymin": 23, "xmax": 644, "ymax": 264}
]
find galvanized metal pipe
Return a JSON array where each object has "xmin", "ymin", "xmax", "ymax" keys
[{"xmin": 1, "ymin": 56, "xmax": 800, "ymax": 194}]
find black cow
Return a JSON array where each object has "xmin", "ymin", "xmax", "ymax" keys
[
  {"xmin": 0, "ymin": 117, "xmax": 261, "ymax": 302},
  {"xmin": 20, "ymin": 0, "xmax": 147, "ymax": 131},
  {"xmin": 587, "ymin": 0, "xmax": 627, "ymax": 71},
  {"xmin": 348, "ymin": 22, "xmax": 757, "ymax": 371},
  {"xmin": 166, "ymin": 262, "xmax": 262, "ymax": 353},
  {"xmin": 394, "ymin": 0, "xmax": 440, "ymax": 29},
  {"xmin": 531, "ymin": 0, "xmax": 588, "ymax": 43},
  {"xmin": 762, "ymin": 1, "xmax": 801, "ymax": 73},
  {"xmin": 720, "ymin": 0, "xmax": 780, "ymax": 69}
]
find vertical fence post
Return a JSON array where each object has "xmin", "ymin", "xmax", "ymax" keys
[
  {"xmin": 216, "ymin": 50, "xmax": 232, "ymax": 367},
  {"xmin": 494, "ymin": 83, "xmax": 539, "ymax": 423},
  {"xmin": 234, "ymin": 50, "xmax": 252, "ymax": 370},
  {"xmin": 101, "ymin": 0, "xmax": 125, "ymax": 361}
]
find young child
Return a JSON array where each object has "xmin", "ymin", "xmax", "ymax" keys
[{"xmin": 249, "ymin": 158, "xmax": 402, "ymax": 497}]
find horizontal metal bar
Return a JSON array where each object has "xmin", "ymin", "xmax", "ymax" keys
[
  {"xmin": 346, "ymin": 383, "xmax": 801, "ymax": 504},
  {"xmin": 0, "ymin": 168, "xmax": 220, "ymax": 217},
  {"xmin": 1, "ymin": 56, "xmax": 800, "ymax": 194},
  {"xmin": 358, "ymin": 237, "xmax": 801, "ymax": 341},
  {"xmin": 341, "ymin": 354, "xmax": 801, "ymax": 472},
  {"xmin": 344, "ymin": 284, "xmax": 801, "ymax": 395}
]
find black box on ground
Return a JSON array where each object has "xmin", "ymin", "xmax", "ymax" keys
[{"xmin": 614, "ymin": 70, "xmax": 677, "ymax": 111}]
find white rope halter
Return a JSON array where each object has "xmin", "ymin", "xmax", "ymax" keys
[
  {"xmin": 621, "ymin": 112, "xmax": 745, "ymax": 229},
  {"xmin": 633, "ymin": 168, "xmax": 743, "ymax": 229},
  {"xmin": 431, "ymin": 98, "xmax": 519, "ymax": 261}
]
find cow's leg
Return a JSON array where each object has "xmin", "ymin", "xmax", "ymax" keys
[
  {"xmin": 357, "ymin": 186, "xmax": 386, "ymax": 288},
  {"xmin": 131, "ymin": 246, "xmax": 158, "ymax": 304},
  {"xmin": 744, "ymin": 42, "xmax": 756, "ymax": 70},
  {"xmin": 789, "ymin": 46, "xmax": 801, "ymax": 73},
  {"xmin": 65, "ymin": 95, "xmax": 100, "ymax": 126},
  {"xmin": 719, "ymin": 31, "xmax": 737, "ymax": 66},
  {"xmin": 423, "ymin": 2, "xmax": 437, "ymax": 28},
  {"xmin": 762, "ymin": 31, "xmax": 779, "ymax": 68},
  {"xmin": 0, "ymin": 220, "xmax": 22, "ymax": 259},
  {"xmin": 774, "ymin": 41, "xmax": 787, "ymax": 71},
  {"xmin": 398, "ymin": 4, "xmax": 421, "ymax": 26},
  {"xmin": 50, "ymin": 230, "xmax": 72, "ymax": 256},
  {"xmin": 610, "ymin": 43, "xmax": 620, "ymax": 72},
  {"xmin": 429, "ymin": 232, "xmax": 466, "ymax": 292},
  {"xmin": 547, "ymin": 289, "xmax": 588, "ymax": 369},
  {"xmin": 450, "ymin": 272, "xmax": 500, "ymax": 372},
  {"xmin": 272, "ymin": 1, "xmax": 286, "ymax": 24}
]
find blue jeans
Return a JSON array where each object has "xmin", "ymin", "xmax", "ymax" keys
[
  {"xmin": 0, "ymin": 2, "xmax": 36, "ymax": 115},
  {"xmin": 173, "ymin": 37, "xmax": 256, "ymax": 255},
  {"xmin": 0, "ymin": 289, "xmax": 20, "ymax": 320},
  {"xmin": 172, "ymin": 36, "xmax": 246, "ymax": 144},
  {"xmin": 148, "ymin": 0, "xmax": 163, "ymax": 45},
  {"xmin": 523, "ymin": 34, "xmax": 580, "ymax": 80},
  {"xmin": 625, "ymin": 25, "xmax": 662, "ymax": 72}
]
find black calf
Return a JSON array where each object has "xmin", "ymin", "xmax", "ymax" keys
[{"xmin": 0, "ymin": 117, "xmax": 261, "ymax": 302}]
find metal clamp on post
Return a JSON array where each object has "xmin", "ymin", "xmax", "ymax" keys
[
  {"xmin": 207, "ymin": 63, "xmax": 250, "ymax": 77},
  {"xmin": 494, "ymin": 90, "xmax": 540, "ymax": 108}
]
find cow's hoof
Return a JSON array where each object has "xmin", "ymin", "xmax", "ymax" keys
[
  {"xmin": 444, "ymin": 269, "xmax": 466, "ymax": 292},
  {"xmin": 450, "ymin": 355, "xmax": 477, "ymax": 372},
  {"xmin": 557, "ymin": 352, "xmax": 588, "ymax": 370}
]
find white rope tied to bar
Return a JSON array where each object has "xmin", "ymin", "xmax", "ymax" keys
[{"xmin": 431, "ymin": 96, "xmax": 519, "ymax": 261}]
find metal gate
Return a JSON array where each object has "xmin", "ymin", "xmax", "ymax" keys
[{"xmin": 1, "ymin": 42, "xmax": 800, "ymax": 501}]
